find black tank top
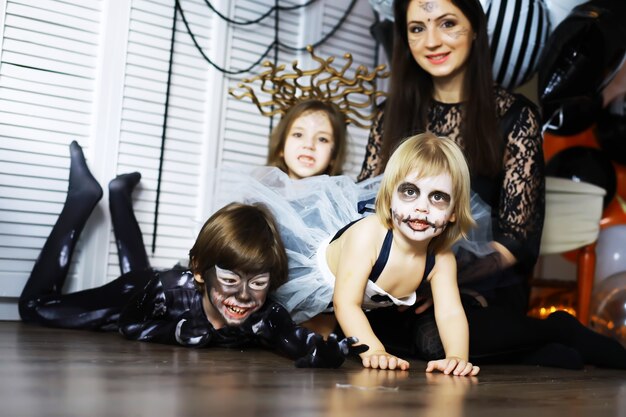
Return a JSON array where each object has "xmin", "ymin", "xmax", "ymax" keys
[{"xmin": 330, "ymin": 219, "xmax": 436, "ymax": 284}]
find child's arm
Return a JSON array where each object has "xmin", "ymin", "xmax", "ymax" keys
[
  {"xmin": 252, "ymin": 302, "xmax": 367, "ymax": 368},
  {"xmin": 333, "ymin": 223, "xmax": 410, "ymax": 371},
  {"xmin": 427, "ymin": 251, "xmax": 480, "ymax": 376}
]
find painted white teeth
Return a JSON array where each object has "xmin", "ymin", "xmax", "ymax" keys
[{"xmin": 228, "ymin": 305, "xmax": 245, "ymax": 314}]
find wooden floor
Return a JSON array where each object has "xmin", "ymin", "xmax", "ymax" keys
[{"xmin": 1, "ymin": 321, "xmax": 625, "ymax": 417}]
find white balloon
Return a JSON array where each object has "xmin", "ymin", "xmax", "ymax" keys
[
  {"xmin": 590, "ymin": 270, "xmax": 626, "ymax": 345},
  {"xmin": 595, "ymin": 225, "xmax": 626, "ymax": 283},
  {"xmin": 483, "ymin": 0, "xmax": 551, "ymax": 90},
  {"xmin": 544, "ymin": 0, "xmax": 587, "ymax": 30}
]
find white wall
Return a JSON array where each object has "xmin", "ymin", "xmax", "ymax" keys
[{"xmin": 0, "ymin": 0, "xmax": 383, "ymax": 319}]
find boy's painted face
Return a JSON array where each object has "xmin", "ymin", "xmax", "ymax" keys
[
  {"xmin": 196, "ymin": 266, "xmax": 270, "ymax": 328},
  {"xmin": 282, "ymin": 110, "xmax": 335, "ymax": 179},
  {"xmin": 390, "ymin": 169, "xmax": 456, "ymax": 243},
  {"xmin": 406, "ymin": 0, "xmax": 474, "ymax": 88}
]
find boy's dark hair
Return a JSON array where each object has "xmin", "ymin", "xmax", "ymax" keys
[{"xmin": 189, "ymin": 202, "xmax": 288, "ymax": 292}]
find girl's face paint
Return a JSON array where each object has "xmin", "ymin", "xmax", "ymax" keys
[
  {"xmin": 390, "ymin": 169, "xmax": 456, "ymax": 243},
  {"xmin": 203, "ymin": 266, "xmax": 270, "ymax": 327},
  {"xmin": 282, "ymin": 110, "xmax": 335, "ymax": 179},
  {"xmin": 406, "ymin": 0, "xmax": 474, "ymax": 88}
]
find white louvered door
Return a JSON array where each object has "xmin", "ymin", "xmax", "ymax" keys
[
  {"xmin": 0, "ymin": 0, "xmax": 380, "ymax": 319},
  {"xmin": 110, "ymin": 0, "xmax": 219, "ymax": 281},
  {"xmin": 0, "ymin": 0, "xmax": 105, "ymax": 317}
]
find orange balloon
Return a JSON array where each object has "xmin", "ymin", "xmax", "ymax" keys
[{"xmin": 543, "ymin": 127, "xmax": 599, "ymax": 162}]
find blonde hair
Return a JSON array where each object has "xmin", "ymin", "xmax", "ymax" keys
[
  {"xmin": 267, "ymin": 100, "xmax": 347, "ymax": 176},
  {"xmin": 189, "ymin": 203, "xmax": 288, "ymax": 292},
  {"xmin": 375, "ymin": 133, "xmax": 475, "ymax": 253}
]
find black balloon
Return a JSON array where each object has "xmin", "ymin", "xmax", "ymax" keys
[
  {"xmin": 543, "ymin": 95, "xmax": 603, "ymax": 136},
  {"xmin": 546, "ymin": 146, "xmax": 617, "ymax": 207},
  {"xmin": 538, "ymin": 0, "xmax": 626, "ymax": 135},
  {"xmin": 596, "ymin": 94, "xmax": 626, "ymax": 166}
]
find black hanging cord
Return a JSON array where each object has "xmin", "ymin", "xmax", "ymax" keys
[
  {"xmin": 273, "ymin": 0, "xmax": 279, "ymax": 77},
  {"xmin": 152, "ymin": 2, "xmax": 178, "ymax": 254},
  {"xmin": 176, "ymin": 0, "xmax": 275, "ymax": 75},
  {"xmin": 202, "ymin": 0, "xmax": 318, "ymax": 25},
  {"xmin": 176, "ymin": 0, "xmax": 358, "ymax": 74},
  {"xmin": 269, "ymin": 0, "xmax": 280, "ymax": 133}
]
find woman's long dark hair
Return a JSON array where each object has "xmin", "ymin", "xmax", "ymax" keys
[{"xmin": 381, "ymin": 0, "xmax": 500, "ymax": 177}]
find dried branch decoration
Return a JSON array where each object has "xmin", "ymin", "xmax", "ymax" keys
[{"xmin": 229, "ymin": 45, "xmax": 389, "ymax": 129}]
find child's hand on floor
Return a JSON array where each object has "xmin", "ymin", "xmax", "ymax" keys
[
  {"xmin": 426, "ymin": 357, "xmax": 480, "ymax": 376},
  {"xmin": 361, "ymin": 350, "xmax": 410, "ymax": 371}
]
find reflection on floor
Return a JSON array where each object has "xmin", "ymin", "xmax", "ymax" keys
[{"xmin": 1, "ymin": 321, "xmax": 625, "ymax": 417}]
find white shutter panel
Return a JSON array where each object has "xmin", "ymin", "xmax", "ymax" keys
[
  {"xmin": 317, "ymin": 0, "xmax": 379, "ymax": 179},
  {"xmin": 0, "ymin": 0, "xmax": 103, "ymax": 307},
  {"xmin": 221, "ymin": 0, "xmax": 296, "ymax": 172},
  {"xmin": 111, "ymin": 0, "xmax": 216, "ymax": 279},
  {"xmin": 211, "ymin": 1, "xmax": 304, "ymax": 213}
]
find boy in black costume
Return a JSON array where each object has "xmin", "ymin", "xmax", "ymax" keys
[{"xmin": 19, "ymin": 141, "xmax": 363, "ymax": 368}]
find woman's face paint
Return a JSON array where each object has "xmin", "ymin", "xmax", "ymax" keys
[
  {"xmin": 204, "ymin": 266, "xmax": 270, "ymax": 327},
  {"xmin": 406, "ymin": 0, "xmax": 474, "ymax": 88},
  {"xmin": 390, "ymin": 170, "xmax": 456, "ymax": 243}
]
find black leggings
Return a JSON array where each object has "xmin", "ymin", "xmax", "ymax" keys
[
  {"xmin": 19, "ymin": 141, "xmax": 150, "ymax": 329},
  {"xmin": 19, "ymin": 269, "xmax": 154, "ymax": 330},
  {"xmin": 367, "ymin": 283, "xmax": 626, "ymax": 369}
]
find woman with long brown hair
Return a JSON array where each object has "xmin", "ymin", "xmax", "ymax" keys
[{"xmin": 358, "ymin": 0, "xmax": 626, "ymax": 369}]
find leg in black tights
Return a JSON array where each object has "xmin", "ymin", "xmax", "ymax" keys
[
  {"xmin": 108, "ymin": 172, "xmax": 149, "ymax": 274},
  {"xmin": 465, "ymin": 307, "xmax": 626, "ymax": 369},
  {"xmin": 370, "ymin": 292, "xmax": 626, "ymax": 369},
  {"xmin": 19, "ymin": 141, "xmax": 154, "ymax": 329},
  {"xmin": 19, "ymin": 141, "xmax": 103, "ymax": 321}
]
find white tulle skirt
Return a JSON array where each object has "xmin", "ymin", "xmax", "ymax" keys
[
  {"xmin": 215, "ymin": 166, "xmax": 380, "ymax": 323},
  {"xmin": 214, "ymin": 166, "xmax": 494, "ymax": 323},
  {"xmin": 457, "ymin": 192, "xmax": 495, "ymax": 258}
]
